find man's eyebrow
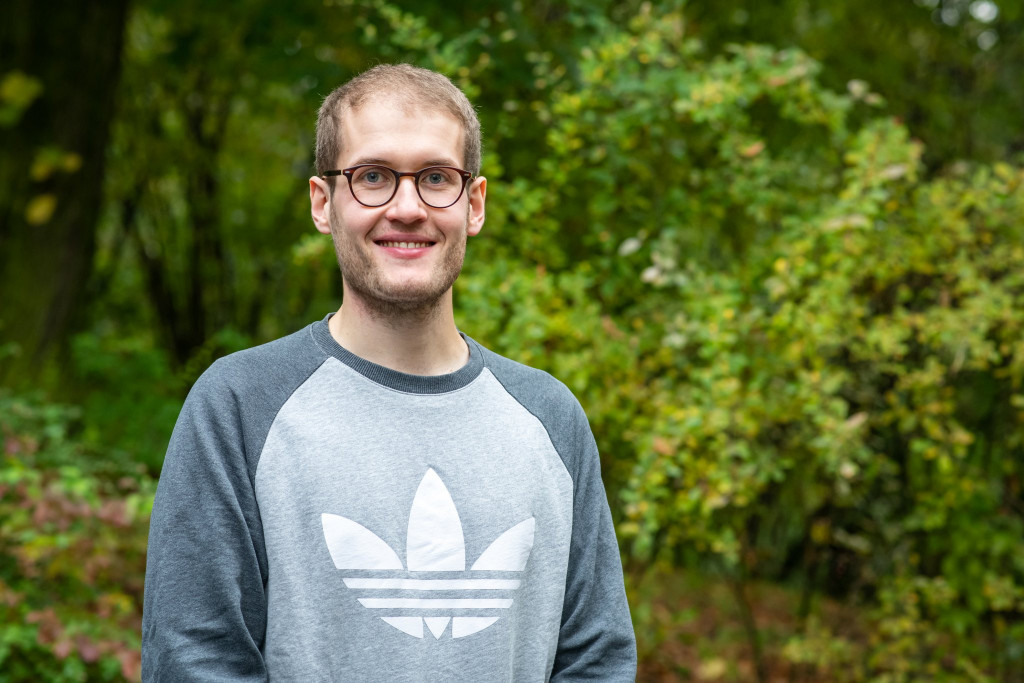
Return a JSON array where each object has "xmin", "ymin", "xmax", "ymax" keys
[
  {"xmin": 349, "ymin": 157, "xmax": 462, "ymax": 169},
  {"xmin": 350, "ymin": 157, "xmax": 389, "ymax": 166},
  {"xmin": 421, "ymin": 158, "xmax": 461, "ymax": 168}
]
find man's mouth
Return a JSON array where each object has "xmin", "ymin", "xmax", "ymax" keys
[{"xmin": 377, "ymin": 241, "xmax": 434, "ymax": 248}]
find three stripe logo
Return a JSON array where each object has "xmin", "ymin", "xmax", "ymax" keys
[{"xmin": 322, "ymin": 468, "xmax": 536, "ymax": 639}]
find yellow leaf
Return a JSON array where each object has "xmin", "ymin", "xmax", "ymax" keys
[
  {"xmin": 994, "ymin": 162, "xmax": 1014, "ymax": 181},
  {"xmin": 697, "ymin": 658, "xmax": 728, "ymax": 679},
  {"xmin": 30, "ymin": 156, "xmax": 54, "ymax": 181},
  {"xmin": 25, "ymin": 194, "xmax": 57, "ymax": 224},
  {"xmin": 0, "ymin": 71, "xmax": 43, "ymax": 108},
  {"xmin": 811, "ymin": 519, "xmax": 831, "ymax": 544}
]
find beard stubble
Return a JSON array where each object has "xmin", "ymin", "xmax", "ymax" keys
[{"xmin": 329, "ymin": 202, "xmax": 469, "ymax": 321}]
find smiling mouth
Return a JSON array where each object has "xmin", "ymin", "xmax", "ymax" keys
[{"xmin": 377, "ymin": 241, "xmax": 434, "ymax": 248}]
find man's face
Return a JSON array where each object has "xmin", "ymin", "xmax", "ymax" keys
[{"xmin": 310, "ymin": 96, "xmax": 486, "ymax": 317}]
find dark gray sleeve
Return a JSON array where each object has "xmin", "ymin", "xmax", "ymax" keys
[
  {"xmin": 477, "ymin": 345, "xmax": 637, "ymax": 681},
  {"xmin": 548, "ymin": 398, "xmax": 637, "ymax": 681},
  {"xmin": 142, "ymin": 331, "xmax": 324, "ymax": 682}
]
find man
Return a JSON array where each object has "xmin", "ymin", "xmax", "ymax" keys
[{"xmin": 142, "ymin": 64, "xmax": 636, "ymax": 681}]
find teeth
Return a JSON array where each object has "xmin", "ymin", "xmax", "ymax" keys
[{"xmin": 381, "ymin": 241, "xmax": 431, "ymax": 248}]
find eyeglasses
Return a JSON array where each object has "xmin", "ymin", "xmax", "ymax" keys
[{"xmin": 322, "ymin": 165, "xmax": 473, "ymax": 209}]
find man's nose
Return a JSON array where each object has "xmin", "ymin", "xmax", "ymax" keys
[{"xmin": 385, "ymin": 176, "xmax": 428, "ymax": 223}]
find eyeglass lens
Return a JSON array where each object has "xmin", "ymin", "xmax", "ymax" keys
[{"xmin": 349, "ymin": 166, "xmax": 465, "ymax": 208}]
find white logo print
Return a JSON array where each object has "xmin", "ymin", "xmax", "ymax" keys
[{"xmin": 321, "ymin": 469, "xmax": 535, "ymax": 640}]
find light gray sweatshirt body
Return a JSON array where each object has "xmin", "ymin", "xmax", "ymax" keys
[{"xmin": 142, "ymin": 317, "xmax": 636, "ymax": 681}]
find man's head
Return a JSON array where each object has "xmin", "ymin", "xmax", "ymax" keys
[
  {"xmin": 308, "ymin": 65, "xmax": 487, "ymax": 319},
  {"xmin": 315, "ymin": 64, "xmax": 482, "ymax": 191}
]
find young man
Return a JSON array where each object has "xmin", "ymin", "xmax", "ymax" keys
[{"xmin": 142, "ymin": 64, "xmax": 636, "ymax": 681}]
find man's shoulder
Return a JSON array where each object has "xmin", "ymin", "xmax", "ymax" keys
[
  {"xmin": 471, "ymin": 339, "xmax": 578, "ymax": 407},
  {"xmin": 468, "ymin": 338, "xmax": 590, "ymax": 453},
  {"xmin": 187, "ymin": 323, "xmax": 326, "ymax": 405},
  {"xmin": 468, "ymin": 337, "xmax": 599, "ymax": 477}
]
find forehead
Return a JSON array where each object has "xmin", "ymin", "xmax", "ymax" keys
[{"xmin": 338, "ymin": 96, "xmax": 464, "ymax": 168}]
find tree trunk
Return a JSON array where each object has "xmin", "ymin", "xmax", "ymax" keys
[{"xmin": 0, "ymin": 0, "xmax": 130, "ymax": 386}]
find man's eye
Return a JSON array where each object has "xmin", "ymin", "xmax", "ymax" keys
[
  {"xmin": 422, "ymin": 170, "xmax": 453, "ymax": 186},
  {"xmin": 353, "ymin": 167, "xmax": 392, "ymax": 186}
]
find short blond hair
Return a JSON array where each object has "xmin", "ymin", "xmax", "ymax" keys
[{"xmin": 315, "ymin": 64, "xmax": 481, "ymax": 191}]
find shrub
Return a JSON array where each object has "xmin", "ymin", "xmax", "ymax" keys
[
  {"xmin": 460, "ymin": 8, "xmax": 1024, "ymax": 678},
  {"xmin": 0, "ymin": 392, "xmax": 152, "ymax": 682}
]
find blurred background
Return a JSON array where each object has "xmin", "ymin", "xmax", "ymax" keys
[{"xmin": 1, "ymin": 0, "xmax": 1023, "ymax": 680}]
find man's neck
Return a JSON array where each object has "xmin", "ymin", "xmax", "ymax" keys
[{"xmin": 327, "ymin": 293, "xmax": 469, "ymax": 376}]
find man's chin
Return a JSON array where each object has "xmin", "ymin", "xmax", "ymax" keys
[{"xmin": 347, "ymin": 282, "xmax": 453, "ymax": 318}]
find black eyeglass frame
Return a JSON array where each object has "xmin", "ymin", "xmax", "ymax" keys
[{"xmin": 322, "ymin": 165, "xmax": 474, "ymax": 209}]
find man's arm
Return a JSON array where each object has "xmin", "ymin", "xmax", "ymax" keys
[
  {"xmin": 550, "ymin": 400, "xmax": 637, "ymax": 681},
  {"xmin": 142, "ymin": 364, "xmax": 269, "ymax": 682}
]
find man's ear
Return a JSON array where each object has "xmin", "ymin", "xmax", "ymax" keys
[
  {"xmin": 467, "ymin": 176, "xmax": 486, "ymax": 237},
  {"xmin": 310, "ymin": 176, "xmax": 332, "ymax": 235}
]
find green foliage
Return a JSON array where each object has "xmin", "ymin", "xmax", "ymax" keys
[
  {"xmin": 68, "ymin": 334, "xmax": 183, "ymax": 475},
  {"xmin": 0, "ymin": 72, "xmax": 43, "ymax": 128},
  {"xmin": 459, "ymin": 7, "xmax": 1024, "ymax": 678},
  {"xmin": 0, "ymin": 393, "xmax": 152, "ymax": 682},
  {"xmin": 5, "ymin": 0, "xmax": 1024, "ymax": 679},
  {"xmin": 684, "ymin": 0, "xmax": 1024, "ymax": 169}
]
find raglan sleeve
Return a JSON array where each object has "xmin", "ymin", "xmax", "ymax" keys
[
  {"xmin": 550, "ymin": 398, "xmax": 637, "ymax": 681},
  {"xmin": 142, "ymin": 362, "xmax": 269, "ymax": 682}
]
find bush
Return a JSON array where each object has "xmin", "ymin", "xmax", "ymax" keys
[
  {"xmin": 459, "ymin": 8, "xmax": 1024, "ymax": 678},
  {"xmin": 0, "ymin": 392, "xmax": 153, "ymax": 682}
]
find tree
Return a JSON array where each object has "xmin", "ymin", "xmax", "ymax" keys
[
  {"xmin": 0, "ymin": 0, "xmax": 130, "ymax": 386},
  {"xmin": 684, "ymin": 0, "xmax": 1024, "ymax": 168}
]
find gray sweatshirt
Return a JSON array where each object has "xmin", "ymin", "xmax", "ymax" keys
[{"xmin": 142, "ymin": 317, "xmax": 636, "ymax": 682}]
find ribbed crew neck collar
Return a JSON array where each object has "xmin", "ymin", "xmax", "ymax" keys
[{"xmin": 310, "ymin": 315, "xmax": 483, "ymax": 394}]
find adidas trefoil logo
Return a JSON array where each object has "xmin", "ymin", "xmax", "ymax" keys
[{"xmin": 322, "ymin": 468, "xmax": 535, "ymax": 640}]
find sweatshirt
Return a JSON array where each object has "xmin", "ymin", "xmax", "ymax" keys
[{"xmin": 142, "ymin": 316, "xmax": 636, "ymax": 682}]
